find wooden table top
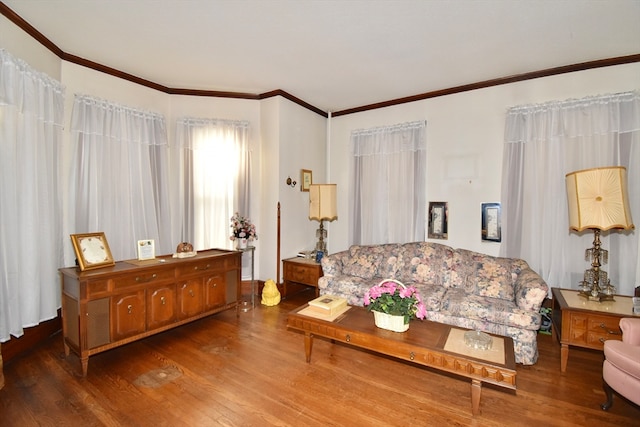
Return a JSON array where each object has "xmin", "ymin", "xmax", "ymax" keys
[{"xmin": 287, "ymin": 304, "xmax": 516, "ymax": 389}]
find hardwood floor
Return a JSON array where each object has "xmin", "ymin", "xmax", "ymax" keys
[{"xmin": 1, "ymin": 288, "xmax": 637, "ymax": 426}]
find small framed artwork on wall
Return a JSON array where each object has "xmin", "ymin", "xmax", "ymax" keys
[
  {"xmin": 481, "ymin": 203, "xmax": 501, "ymax": 242},
  {"xmin": 428, "ymin": 201, "xmax": 448, "ymax": 239},
  {"xmin": 301, "ymin": 169, "xmax": 312, "ymax": 192}
]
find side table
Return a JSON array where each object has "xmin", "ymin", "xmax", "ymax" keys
[
  {"xmin": 551, "ymin": 287, "xmax": 637, "ymax": 372},
  {"xmin": 238, "ymin": 246, "xmax": 256, "ymax": 311},
  {"xmin": 282, "ymin": 257, "xmax": 323, "ymax": 297}
]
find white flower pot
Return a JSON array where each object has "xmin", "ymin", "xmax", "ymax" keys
[
  {"xmin": 237, "ymin": 238, "xmax": 248, "ymax": 249},
  {"xmin": 373, "ymin": 311, "xmax": 409, "ymax": 332}
]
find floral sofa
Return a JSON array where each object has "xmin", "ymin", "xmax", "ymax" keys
[{"xmin": 318, "ymin": 242, "xmax": 548, "ymax": 365}]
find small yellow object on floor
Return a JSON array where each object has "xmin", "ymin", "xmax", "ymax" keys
[{"xmin": 261, "ymin": 279, "xmax": 281, "ymax": 306}]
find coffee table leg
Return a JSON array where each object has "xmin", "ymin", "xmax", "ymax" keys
[
  {"xmin": 560, "ymin": 343, "xmax": 569, "ymax": 372},
  {"xmin": 471, "ymin": 379, "xmax": 482, "ymax": 415},
  {"xmin": 304, "ymin": 332, "xmax": 314, "ymax": 363}
]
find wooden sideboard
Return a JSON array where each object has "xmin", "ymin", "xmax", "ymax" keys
[{"xmin": 60, "ymin": 249, "xmax": 241, "ymax": 376}]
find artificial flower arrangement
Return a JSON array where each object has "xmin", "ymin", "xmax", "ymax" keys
[
  {"xmin": 363, "ymin": 279, "xmax": 427, "ymax": 325},
  {"xmin": 229, "ymin": 212, "xmax": 258, "ymax": 242}
]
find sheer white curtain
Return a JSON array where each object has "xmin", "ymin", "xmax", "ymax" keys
[
  {"xmin": 172, "ymin": 118, "xmax": 250, "ymax": 251},
  {"xmin": 350, "ymin": 120, "xmax": 426, "ymax": 245},
  {"xmin": 70, "ymin": 95, "xmax": 172, "ymax": 260},
  {"xmin": 0, "ymin": 49, "xmax": 64, "ymax": 341},
  {"xmin": 501, "ymin": 91, "xmax": 640, "ymax": 296}
]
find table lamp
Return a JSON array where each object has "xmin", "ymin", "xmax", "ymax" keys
[
  {"xmin": 565, "ymin": 166, "xmax": 634, "ymax": 301},
  {"xmin": 309, "ymin": 184, "xmax": 337, "ymax": 255}
]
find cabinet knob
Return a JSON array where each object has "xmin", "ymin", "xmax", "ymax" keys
[
  {"xmin": 410, "ymin": 352, "xmax": 415, "ymax": 361},
  {"xmin": 345, "ymin": 334, "xmax": 351, "ymax": 342},
  {"xmin": 127, "ymin": 304, "xmax": 132, "ymax": 314},
  {"xmin": 160, "ymin": 296, "xmax": 166, "ymax": 305},
  {"xmin": 189, "ymin": 289, "xmax": 195, "ymax": 297}
]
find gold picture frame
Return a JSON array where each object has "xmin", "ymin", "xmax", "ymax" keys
[
  {"xmin": 70, "ymin": 232, "xmax": 115, "ymax": 271},
  {"xmin": 301, "ymin": 169, "xmax": 312, "ymax": 192}
]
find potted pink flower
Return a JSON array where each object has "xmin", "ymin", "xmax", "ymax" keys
[{"xmin": 363, "ymin": 279, "xmax": 426, "ymax": 332}]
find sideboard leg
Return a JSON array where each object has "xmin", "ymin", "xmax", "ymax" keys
[{"xmin": 80, "ymin": 357, "xmax": 89, "ymax": 377}]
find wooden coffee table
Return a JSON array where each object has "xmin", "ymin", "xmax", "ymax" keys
[{"xmin": 287, "ymin": 305, "xmax": 516, "ymax": 415}]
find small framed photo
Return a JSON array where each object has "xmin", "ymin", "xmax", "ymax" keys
[
  {"xmin": 301, "ymin": 169, "xmax": 312, "ymax": 192},
  {"xmin": 137, "ymin": 239, "xmax": 155, "ymax": 260},
  {"xmin": 70, "ymin": 232, "xmax": 115, "ymax": 271},
  {"xmin": 428, "ymin": 202, "xmax": 448, "ymax": 239},
  {"xmin": 481, "ymin": 203, "xmax": 501, "ymax": 242}
]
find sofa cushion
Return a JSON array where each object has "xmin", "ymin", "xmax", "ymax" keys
[
  {"xmin": 342, "ymin": 251, "xmax": 383, "ymax": 280},
  {"xmin": 397, "ymin": 242, "xmax": 453, "ymax": 285},
  {"xmin": 346, "ymin": 244, "xmax": 401, "ymax": 279},
  {"xmin": 465, "ymin": 259, "xmax": 516, "ymax": 301},
  {"xmin": 440, "ymin": 288, "xmax": 541, "ymax": 330},
  {"xmin": 451, "ymin": 249, "xmax": 518, "ymax": 299}
]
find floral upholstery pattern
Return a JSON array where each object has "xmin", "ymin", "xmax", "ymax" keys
[{"xmin": 319, "ymin": 241, "xmax": 549, "ymax": 365}]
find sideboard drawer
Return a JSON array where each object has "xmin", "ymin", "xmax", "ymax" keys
[
  {"xmin": 113, "ymin": 269, "xmax": 174, "ymax": 289},
  {"xmin": 176, "ymin": 259, "xmax": 224, "ymax": 277}
]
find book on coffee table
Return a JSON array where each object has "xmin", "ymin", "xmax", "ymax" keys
[
  {"xmin": 298, "ymin": 304, "xmax": 350, "ymax": 322},
  {"xmin": 307, "ymin": 295, "xmax": 347, "ymax": 315}
]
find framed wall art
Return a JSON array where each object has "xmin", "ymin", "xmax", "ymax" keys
[
  {"xmin": 428, "ymin": 201, "xmax": 448, "ymax": 239},
  {"xmin": 70, "ymin": 232, "xmax": 115, "ymax": 271},
  {"xmin": 481, "ymin": 203, "xmax": 501, "ymax": 242},
  {"xmin": 301, "ymin": 169, "xmax": 312, "ymax": 192}
]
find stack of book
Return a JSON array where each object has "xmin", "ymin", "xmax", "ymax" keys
[{"xmin": 299, "ymin": 295, "xmax": 349, "ymax": 321}]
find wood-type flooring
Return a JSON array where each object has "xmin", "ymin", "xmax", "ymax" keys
[{"xmin": 1, "ymin": 288, "xmax": 638, "ymax": 426}]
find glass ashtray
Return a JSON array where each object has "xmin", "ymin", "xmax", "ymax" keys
[{"xmin": 464, "ymin": 330, "xmax": 493, "ymax": 350}]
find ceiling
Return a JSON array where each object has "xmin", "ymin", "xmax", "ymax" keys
[{"xmin": 4, "ymin": 0, "xmax": 640, "ymax": 113}]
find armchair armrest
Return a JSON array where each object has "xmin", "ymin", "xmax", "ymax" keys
[
  {"xmin": 620, "ymin": 318, "xmax": 640, "ymax": 346},
  {"xmin": 513, "ymin": 268, "xmax": 549, "ymax": 312},
  {"xmin": 320, "ymin": 250, "xmax": 348, "ymax": 276}
]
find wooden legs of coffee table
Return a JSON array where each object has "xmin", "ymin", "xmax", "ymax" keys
[
  {"xmin": 471, "ymin": 380, "xmax": 482, "ymax": 415},
  {"xmin": 304, "ymin": 332, "xmax": 313, "ymax": 363},
  {"xmin": 560, "ymin": 343, "xmax": 569, "ymax": 373}
]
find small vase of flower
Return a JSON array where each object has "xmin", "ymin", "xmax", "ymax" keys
[
  {"xmin": 230, "ymin": 212, "xmax": 257, "ymax": 249},
  {"xmin": 363, "ymin": 279, "xmax": 426, "ymax": 332}
]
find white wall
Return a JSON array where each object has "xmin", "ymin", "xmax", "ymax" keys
[
  {"xmin": 329, "ymin": 63, "xmax": 640, "ymax": 260},
  {"xmin": 4, "ymin": 12, "xmax": 640, "ymax": 285},
  {"xmin": 0, "ymin": 15, "xmax": 60, "ymax": 79},
  {"xmin": 268, "ymin": 97, "xmax": 327, "ymax": 282}
]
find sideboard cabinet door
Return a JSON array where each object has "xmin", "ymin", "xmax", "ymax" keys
[
  {"xmin": 147, "ymin": 284, "xmax": 177, "ymax": 330},
  {"xmin": 205, "ymin": 273, "xmax": 226, "ymax": 309},
  {"xmin": 177, "ymin": 280, "xmax": 204, "ymax": 319},
  {"xmin": 111, "ymin": 290, "xmax": 146, "ymax": 341}
]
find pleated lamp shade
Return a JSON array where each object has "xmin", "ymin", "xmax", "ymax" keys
[
  {"xmin": 309, "ymin": 184, "xmax": 337, "ymax": 222},
  {"xmin": 565, "ymin": 166, "xmax": 634, "ymax": 232}
]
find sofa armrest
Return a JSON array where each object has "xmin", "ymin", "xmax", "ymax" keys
[
  {"xmin": 513, "ymin": 268, "xmax": 549, "ymax": 312},
  {"xmin": 621, "ymin": 318, "xmax": 640, "ymax": 346},
  {"xmin": 320, "ymin": 250, "xmax": 348, "ymax": 276}
]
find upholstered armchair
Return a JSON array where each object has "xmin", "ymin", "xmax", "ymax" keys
[{"xmin": 601, "ymin": 317, "xmax": 640, "ymax": 410}]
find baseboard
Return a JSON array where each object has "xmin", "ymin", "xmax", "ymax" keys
[{"xmin": 2, "ymin": 309, "xmax": 62, "ymax": 365}]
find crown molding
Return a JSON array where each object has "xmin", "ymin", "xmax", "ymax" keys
[{"xmin": 2, "ymin": 2, "xmax": 638, "ymax": 118}]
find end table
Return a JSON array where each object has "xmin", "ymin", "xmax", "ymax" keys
[
  {"xmin": 282, "ymin": 257, "xmax": 323, "ymax": 297},
  {"xmin": 551, "ymin": 287, "xmax": 637, "ymax": 372}
]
